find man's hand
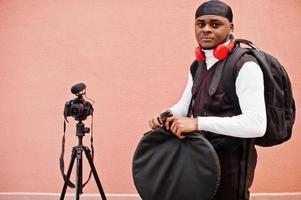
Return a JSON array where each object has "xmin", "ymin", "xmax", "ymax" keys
[
  {"xmin": 165, "ymin": 116, "xmax": 198, "ymax": 139},
  {"xmin": 149, "ymin": 109, "xmax": 171, "ymax": 130},
  {"xmin": 149, "ymin": 114, "xmax": 162, "ymax": 130}
]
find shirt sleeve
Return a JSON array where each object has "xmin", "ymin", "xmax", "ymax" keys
[
  {"xmin": 198, "ymin": 61, "xmax": 267, "ymax": 138},
  {"xmin": 169, "ymin": 72, "xmax": 193, "ymax": 116}
]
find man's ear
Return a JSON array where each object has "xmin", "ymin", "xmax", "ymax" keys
[{"xmin": 230, "ymin": 22, "xmax": 234, "ymax": 34}]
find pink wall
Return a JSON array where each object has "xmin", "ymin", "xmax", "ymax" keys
[{"xmin": 0, "ymin": 0, "xmax": 300, "ymax": 194}]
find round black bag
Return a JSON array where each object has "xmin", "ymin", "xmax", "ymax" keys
[{"xmin": 132, "ymin": 127, "xmax": 220, "ymax": 200}]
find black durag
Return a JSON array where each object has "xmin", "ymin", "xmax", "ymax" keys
[{"xmin": 195, "ymin": 0, "xmax": 233, "ymax": 22}]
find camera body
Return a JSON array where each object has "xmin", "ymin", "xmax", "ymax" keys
[{"xmin": 64, "ymin": 95, "xmax": 93, "ymax": 121}]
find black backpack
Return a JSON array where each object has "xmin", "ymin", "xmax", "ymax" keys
[{"xmin": 190, "ymin": 39, "xmax": 296, "ymax": 147}]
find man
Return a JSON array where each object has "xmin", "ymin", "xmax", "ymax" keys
[{"xmin": 149, "ymin": 1, "xmax": 267, "ymax": 199}]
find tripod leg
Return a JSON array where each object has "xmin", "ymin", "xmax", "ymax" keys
[
  {"xmin": 76, "ymin": 147, "xmax": 83, "ymax": 200},
  {"xmin": 60, "ymin": 148, "xmax": 77, "ymax": 200},
  {"xmin": 83, "ymin": 147, "xmax": 107, "ymax": 200}
]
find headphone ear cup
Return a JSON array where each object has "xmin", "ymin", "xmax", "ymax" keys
[
  {"xmin": 213, "ymin": 40, "xmax": 235, "ymax": 60},
  {"xmin": 195, "ymin": 47, "xmax": 205, "ymax": 61},
  {"xmin": 213, "ymin": 44, "xmax": 229, "ymax": 60}
]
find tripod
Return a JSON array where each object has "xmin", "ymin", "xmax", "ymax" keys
[{"xmin": 60, "ymin": 121, "xmax": 107, "ymax": 200}]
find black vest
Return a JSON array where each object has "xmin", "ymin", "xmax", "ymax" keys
[{"xmin": 191, "ymin": 53, "xmax": 257, "ymax": 151}]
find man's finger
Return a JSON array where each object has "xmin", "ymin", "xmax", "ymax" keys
[
  {"xmin": 175, "ymin": 128, "xmax": 185, "ymax": 139},
  {"xmin": 149, "ymin": 120, "xmax": 156, "ymax": 129},
  {"xmin": 155, "ymin": 119, "xmax": 161, "ymax": 127},
  {"xmin": 176, "ymin": 127, "xmax": 183, "ymax": 138},
  {"xmin": 149, "ymin": 119, "xmax": 160, "ymax": 129},
  {"xmin": 170, "ymin": 118, "xmax": 177, "ymax": 132},
  {"xmin": 165, "ymin": 116, "xmax": 175, "ymax": 130},
  {"xmin": 157, "ymin": 116, "xmax": 163, "ymax": 125}
]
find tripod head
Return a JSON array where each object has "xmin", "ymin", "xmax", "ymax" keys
[{"xmin": 76, "ymin": 121, "xmax": 90, "ymax": 137}]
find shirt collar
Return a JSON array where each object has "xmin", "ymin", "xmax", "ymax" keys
[{"xmin": 202, "ymin": 40, "xmax": 230, "ymax": 69}]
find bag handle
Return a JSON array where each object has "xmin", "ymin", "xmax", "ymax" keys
[{"xmin": 235, "ymin": 39, "xmax": 260, "ymax": 51}]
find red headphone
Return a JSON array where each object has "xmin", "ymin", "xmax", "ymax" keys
[{"xmin": 195, "ymin": 40, "xmax": 235, "ymax": 61}]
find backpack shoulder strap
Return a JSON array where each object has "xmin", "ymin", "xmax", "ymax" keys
[
  {"xmin": 223, "ymin": 47, "xmax": 250, "ymax": 109},
  {"xmin": 190, "ymin": 59, "xmax": 200, "ymax": 80},
  {"xmin": 187, "ymin": 60, "xmax": 203, "ymax": 117}
]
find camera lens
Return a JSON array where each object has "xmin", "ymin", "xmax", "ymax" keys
[
  {"xmin": 71, "ymin": 108, "xmax": 79, "ymax": 115},
  {"xmin": 70, "ymin": 104, "xmax": 84, "ymax": 117}
]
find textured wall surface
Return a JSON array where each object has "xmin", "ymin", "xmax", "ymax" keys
[{"xmin": 0, "ymin": 0, "xmax": 300, "ymax": 195}]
